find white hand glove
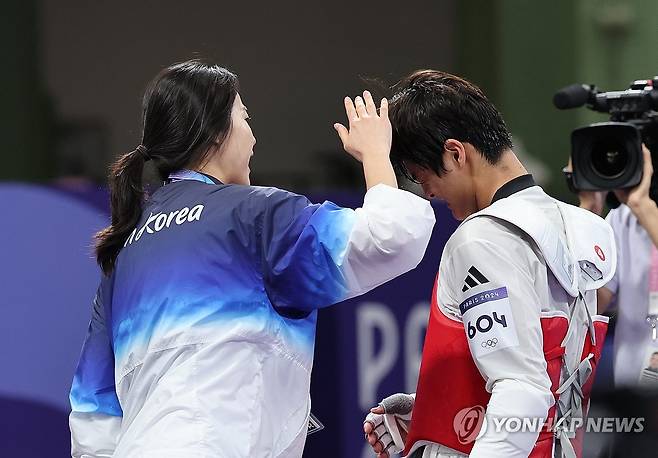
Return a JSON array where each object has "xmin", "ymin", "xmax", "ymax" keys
[{"xmin": 364, "ymin": 393, "xmax": 415, "ymax": 457}]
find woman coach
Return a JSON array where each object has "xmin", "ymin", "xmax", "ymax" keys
[{"xmin": 68, "ymin": 60, "xmax": 435, "ymax": 457}]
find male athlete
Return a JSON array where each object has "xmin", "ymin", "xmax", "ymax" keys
[{"xmin": 363, "ymin": 70, "xmax": 616, "ymax": 458}]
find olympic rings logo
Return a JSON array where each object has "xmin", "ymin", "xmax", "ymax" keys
[{"xmin": 481, "ymin": 338, "xmax": 498, "ymax": 348}]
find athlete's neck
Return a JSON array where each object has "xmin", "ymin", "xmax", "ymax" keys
[{"xmin": 472, "ymin": 149, "xmax": 528, "ymax": 211}]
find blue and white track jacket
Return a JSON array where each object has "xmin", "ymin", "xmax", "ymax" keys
[{"xmin": 69, "ymin": 170, "xmax": 435, "ymax": 457}]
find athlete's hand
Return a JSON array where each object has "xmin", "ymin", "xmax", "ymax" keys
[
  {"xmin": 363, "ymin": 393, "xmax": 414, "ymax": 457},
  {"xmin": 334, "ymin": 91, "xmax": 392, "ymax": 164}
]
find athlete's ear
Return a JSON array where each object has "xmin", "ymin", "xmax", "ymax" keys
[{"xmin": 444, "ymin": 139, "xmax": 467, "ymax": 167}]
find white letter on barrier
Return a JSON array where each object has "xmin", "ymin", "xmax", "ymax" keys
[
  {"xmin": 357, "ymin": 302, "xmax": 399, "ymax": 411},
  {"xmin": 405, "ymin": 301, "xmax": 429, "ymax": 393}
]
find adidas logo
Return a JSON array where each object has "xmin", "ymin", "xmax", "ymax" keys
[{"xmin": 462, "ymin": 266, "xmax": 490, "ymax": 292}]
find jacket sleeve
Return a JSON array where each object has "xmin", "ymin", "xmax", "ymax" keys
[
  {"xmin": 254, "ymin": 184, "xmax": 435, "ymax": 312},
  {"xmin": 445, "ymin": 238, "xmax": 554, "ymax": 458},
  {"xmin": 69, "ymin": 286, "xmax": 122, "ymax": 457}
]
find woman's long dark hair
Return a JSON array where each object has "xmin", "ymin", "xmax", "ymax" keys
[{"xmin": 95, "ymin": 60, "xmax": 239, "ymax": 275}]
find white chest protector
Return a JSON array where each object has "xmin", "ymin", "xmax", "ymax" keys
[
  {"xmin": 466, "ymin": 192, "xmax": 616, "ymax": 456},
  {"xmin": 406, "ymin": 188, "xmax": 616, "ymax": 458}
]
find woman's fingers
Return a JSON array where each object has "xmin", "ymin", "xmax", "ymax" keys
[
  {"xmin": 379, "ymin": 97, "xmax": 388, "ymax": 119},
  {"xmin": 355, "ymin": 96, "xmax": 368, "ymax": 118},
  {"xmin": 341, "ymin": 93, "xmax": 386, "ymax": 124},
  {"xmin": 334, "ymin": 123, "xmax": 349, "ymax": 147},
  {"xmin": 344, "ymin": 97, "xmax": 358, "ymax": 124},
  {"xmin": 363, "ymin": 90, "xmax": 377, "ymax": 116}
]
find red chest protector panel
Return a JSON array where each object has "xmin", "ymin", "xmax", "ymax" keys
[{"xmin": 404, "ymin": 276, "xmax": 608, "ymax": 458}]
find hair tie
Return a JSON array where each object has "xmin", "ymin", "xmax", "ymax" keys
[{"xmin": 135, "ymin": 144, "xmax": 151, "ymax": 162}]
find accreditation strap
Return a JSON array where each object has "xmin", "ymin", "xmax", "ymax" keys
[
  {"xmin": 638, "ymin": 244, "xmax": 658, "ymax": 387},
  {"xmin": 649, "ymin": 244, "xmax": 658, "ymax": 317}
]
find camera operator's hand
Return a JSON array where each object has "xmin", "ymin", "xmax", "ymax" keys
[
  {"xmin": 614, "ymin": 145, "xmax": 654, "ymax": 213},
  {"xmin": 615, "ymin": 145, "xmax": 658, "ymax": 249}
]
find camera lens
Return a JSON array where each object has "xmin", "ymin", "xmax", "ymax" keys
[
  {"xmin": 571, "ymin": 122, "xmax": 642, "ymax": 191},
  {"xmin": 590, "ymin": 137, "xmax": 628, "ymax": 179}
]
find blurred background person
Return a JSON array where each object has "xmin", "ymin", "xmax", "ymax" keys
[
  {"xmin": 575, "ymin": 159, "xmax": 658, "ymax": 456},
  {"xmin": 575, "ymin": 145, "xmax": 658, "ymax": 389}
]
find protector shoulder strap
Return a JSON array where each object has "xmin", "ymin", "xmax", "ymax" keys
[
  {"xmin": 463, "ymin": 196, "xmax": 579, "ymax": 296},
  {"xmin": 556, "ymin": 202, "xmax": 616, "ymax": 290}
]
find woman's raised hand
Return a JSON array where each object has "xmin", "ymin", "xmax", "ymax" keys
[{"xmin": 334, "ymin": 90, "xmax": 392, "ymax": 164}]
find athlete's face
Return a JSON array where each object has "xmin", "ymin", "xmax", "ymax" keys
[
  {"xmin": 215, "ymin": 94, "xmax": 256, "ymax": 185},
  {"xmin": 405, "ymin": 141, "xmax": 477, "ymax": 220}
]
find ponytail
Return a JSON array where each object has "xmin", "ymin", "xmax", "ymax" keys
[{"xmin": 95, "ymin": 146, "xmax": 149, "ymax": 275}]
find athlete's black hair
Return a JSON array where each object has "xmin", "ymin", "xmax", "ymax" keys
[
  {"xmin": 388, "ymin": 69, "xmax": 513, "ymax": 180},
  {"xmin": 95, "ymin": 60, "xmax": 239, "ymax": 274}
]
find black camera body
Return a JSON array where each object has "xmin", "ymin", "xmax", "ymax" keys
[{"xmin": 554, "ymin": 78, "xmax": 658, "ymax": 198}]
